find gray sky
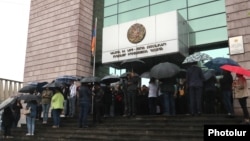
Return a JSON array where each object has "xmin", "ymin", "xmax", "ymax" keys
[{"xmin": 0, "ymin": 0, "xmax": 30, "ymax": 81}]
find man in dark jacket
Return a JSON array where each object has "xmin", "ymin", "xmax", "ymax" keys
[
  {"xmin": 2, "ymin": 106, "xmax": 14, "ymax": 138},
  {"xmin": 92, "ymin": 83, "xmax": 104, "ymax": 125},
  {"xmin": 77, "ymin": 83, "xmax": 92, "ymax": 128},
  {"xmin": 219, "ymin": 70, "xmax": 234, "ymax": 117},
  {"xmin": 186, "ymin": 62, "xmax": 205, "ymax": 116}
]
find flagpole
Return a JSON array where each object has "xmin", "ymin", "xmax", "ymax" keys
[
  {"xmin": 92, "ymin": 17, "xmax": 97, "ymax": 77},
  {"xmin": 91, "ymin": 17, "xmax": 97, "ymax": 114}
]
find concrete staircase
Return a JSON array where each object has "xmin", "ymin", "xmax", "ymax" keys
[{"xmin": 1, "ymin": 114, "xmax": 242, "ymax": 141}]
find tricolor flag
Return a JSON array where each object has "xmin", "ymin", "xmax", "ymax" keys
[{"xmin": 91, "ymin": 18, "xmax": 97, "ymax": 56}]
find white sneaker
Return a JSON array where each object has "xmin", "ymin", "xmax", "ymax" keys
[{"xmin": 26, "ymin": 133, "xmax": 31, "ymax": 136}]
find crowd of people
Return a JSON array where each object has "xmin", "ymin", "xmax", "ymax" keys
[{"xmin": 1, "ymin": 63, "xmax": 250, "ymax": 138}]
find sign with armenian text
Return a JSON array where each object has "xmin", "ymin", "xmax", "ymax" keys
[
  {"xmin": 229, "ymin": 36, "xmax": 244, "ymax": 55},
  {"xmin": 102, "ymin": 11, "xmax": 189, "ymax": 63}
]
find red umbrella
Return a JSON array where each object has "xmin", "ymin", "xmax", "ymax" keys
[{"xmin": 220, "ymin": 65, "xmax": 250, "ymax": 77}]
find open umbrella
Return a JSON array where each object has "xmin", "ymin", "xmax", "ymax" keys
[
  {"xmin": 140, "ymin": 71, "xmax": 150, "ymax": 78},
  {"xmin": 44, "ymin": 81, "xmax": 63, "ymax": 88},
  {"xmin": 55, "ymin": 75, "xmax": 79, "ymax": 85},
  {"xmin": 182, "ymin": 52, "xmax": 212, "ymax": 64},
  {"xmin": 0, "ymin": 97, "xmax": 17, "ymax": 111},
  {"xmin": 120, "ymin": 58, "xmax": 145, "ymax": 72},
  {"xmin": 101, "ymin": 75, "xmax": 120, "ymax": 84},
  {"xmin": 150, "ymin": 62, "xmax": 181, "ymax": 79},
  {"xmin": 18, "ymin": 84, "xmax": 37, "ymax": 93},
  {"xmin": 80, "ymin": 76, "xmax": 101, "ymax": 83},
  {"xmin": 220, "ymin": 65, "xmax": 250, "ymax": 77},
  {"xmin": 17, "ymin": 94, "xmax": 41, "ymax": 102},
  {"xmin": 204, "ymin": 57, "xmax": 239, "ymax": 73},
  {"xmin": 120, "ymin": 72, "xmax": 139, "ymax": 78}
]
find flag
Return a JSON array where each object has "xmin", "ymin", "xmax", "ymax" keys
[{"xmin": 91, "ymin": 18, "xmax": 97, "ymax": 56}]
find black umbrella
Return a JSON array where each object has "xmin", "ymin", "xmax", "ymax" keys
[
  {"xmin": 0, "ymin": 97, "xmax": 17, "ymax": 111},
  {"xmin": 140, "ymin": 71, "xmax": 150, "ymax": 78},
  {"xmin": 120, "ymin": 58, "xmax": 145, "ymax": 72},
  {"xmin": 18, "ymin": 84, "xmax": 37, "ymax": 93},
  {"xmin": 37, "ymin": 82, "xmax": 48, "ymax": 93},
  {"xmin": 44, "ymin": 81, "xmax": 63, "ymax": 88},
  {"xmin": 17, "ymin": 94, "xmax": 41, "ymax": 102},
  {"xmin": 150, "ymin": 62, "xmax": 180, "ymax": 79},
  {"xmin": 120, "ymin": 72, "xmax": 139, "ymax": 78},
  {"xmin": 80, "ymin": 76, "xmax": 101, "ymax": 83},
  {"xmin": 101, "ymin": 75, "xmax": 120, "ymax": 84}
]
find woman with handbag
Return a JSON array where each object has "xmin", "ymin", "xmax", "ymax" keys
[
  {"xmin": 233, "ymin": 74, "xmax": 250, "ymax": 124},
  {"xmin": 25, "ymin": 100, "xmax": 37, "ymax": 136}
]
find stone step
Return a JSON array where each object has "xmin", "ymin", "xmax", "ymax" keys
[{"xmin": 1, "ymin": 114, "xmax": 243, "ymax": 141}]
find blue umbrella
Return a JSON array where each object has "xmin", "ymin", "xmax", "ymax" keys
[{"xmin": 204, "ymin": 57, "xmax": 239, "ymax": 74}]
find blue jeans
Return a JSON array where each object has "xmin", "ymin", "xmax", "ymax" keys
[
  {"xmin": 69, "ymin": 96, "xmax": 76, "ymax": 117},
  {"xmin": 79, "ymin": 102, "xmax": 90, "ymax": 127},
  {"xmin": 162, "ymin": 92, "xmax": 175, "ymax": 115},
  {"xmin": 148, "ymin": 97, "xmax": 157, "ymax": 115},
  {"xmin": 189, "ymin": 86, "xmax": 203, "ymax": 115},
  {"xmin": 222, "ymin": 90, "xmax": 234, "ymax": 115},
  {"xmin": 42, "ymin": 103, "xmax": 50, "ymax": 122},
  {"xmin": 26, "ymin": 116, "xmax": 35, "ymax": 135},
  {"xmin": 52, "ymin": 109, "xmax": 62, "ymax": 127}
]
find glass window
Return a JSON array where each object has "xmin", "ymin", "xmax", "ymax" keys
[
  {"xmin": 109, "ymin": 67, "xmax": 126, "ymax": 76},
  {"xmin": 178, "ymin": 9, "xmax": 188, "ymax": 20},
  {"xmin": 188, "ymin": 13, "xmax": 227, "ymax": 32},
  {"xmin": 189, "ymin": 27, "xmax": 228, "ymax": 46},
  {"xmin": 188, "ymin": 0, "xmax": 221, "ymax": 6},
  {"xmin": 150, "ymin": 0, "xmax": 186, "ymax": 16},
  {"xmin": 201, "ymin": 48, "xmax": 229, "ymax": 58},
  {"xmin": 188, "ymin": 1, "xmax": 226, "ymax": 19},
  {"xmin": 104, "ymin": 5, "xmax": 118, "ymax": 17},
  {"xmin": 104, "ymin": 15, "xmax": 118, "ymax": 27},
  {"xmin": 119, "ymin": 0, "xmax": 149, "ymax": 13},
  {"xmin": 104, "ymin": 0, "xmax": 118, "ymax": 7},
  {"xmin": 150, "ymin": 0, "xmax": 168, "ymax": 5},
  {"xmin": 118, "ymin": 7, "xmax": 149, "ymax": 23},
  {"xmin": 119, "ymin": 0, "xmax": 128, "ymax": 2}
]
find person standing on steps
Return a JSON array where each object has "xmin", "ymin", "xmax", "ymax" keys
[
  {"xmin": 233, "ymin": 74, "xmax": 250, "ymax": 124},
  {"xmin": 77, "ymin": 82, "xmax": 92, "ymax": 128},
  {"xmin": 92, "ymin": 83, "xmax": 104, "ymax": 125},
  {"xmin": 69, "ymin": 80, "xmax": 77, "ymax": 117},
  {"xmin": 11, "ymin": 99, "xmax": 23, "ymax": 127},
  {"xmin": 41, "ymin": 86, "xmax": 53, "ymax": 124},
  {"xmin": 186, "ymin": 62, "xmax": 205, "ymax": 116},
  {"xmin": 219, "ymin": 70, "xmax": 234, "ymax": 117},
  {"xmin": 1, "ymin": 106, "xmax": 14, "ymax": 139},
  {"xmin": 148, "ymin": 77, "xmax": 158, "ymax": 115},
  {"xmin": 127, "ymin": 72, "xmax": 139, "ymax": 117},
  {"xmin": 51, "ymin": 87, "xmax": 64, "ymax": 128},
  {"xmin": 25, "ymin": 100, "xmax": 37, "ymax": 136}
]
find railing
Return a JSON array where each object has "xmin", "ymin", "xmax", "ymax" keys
[{"xmin": 0, "ymin": 78, "xmax": 23, "ymax": 103}]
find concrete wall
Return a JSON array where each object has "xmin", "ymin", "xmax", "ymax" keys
[
  {"xmin": 225, "ymin": 0, "xmax": 250, "ymax": 115},
  {"xmin": 24, "ymin": 0, "xmax": 94, "ymax": 83}
]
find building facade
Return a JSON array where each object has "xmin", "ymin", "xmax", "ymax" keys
[
  {"xmin": 23, "ymin": 0, "xmax": 249, "ymax": 112},
  {"xmin": 23, "ymin": 0, "xmax": 95, "ymax": 83}
]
